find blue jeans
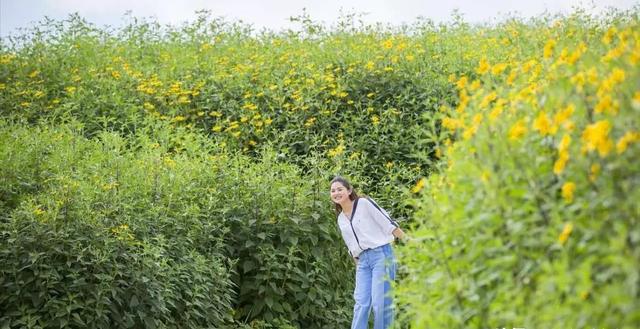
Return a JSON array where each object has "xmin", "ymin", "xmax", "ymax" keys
[{"xmin": 352, "ymin": 244, "xmax": 396, "ymax": 329}]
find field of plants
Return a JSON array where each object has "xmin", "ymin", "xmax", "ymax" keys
[{"xmin": 1, "ymin": 7, "xmax": 638, "ymax": 328}]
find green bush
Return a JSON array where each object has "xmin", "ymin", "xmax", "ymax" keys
[
  {"xmin": 396, "ymin": 11, "xmax": 640, "ymax": 328},
  {"xmin": 0, "ymin": 120, "xmax": 353, "ymax": 328}
]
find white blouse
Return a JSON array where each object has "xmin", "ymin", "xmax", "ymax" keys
[{"xmin": 337, "ymin": 197, "xmax": 399, "ymax": 258}]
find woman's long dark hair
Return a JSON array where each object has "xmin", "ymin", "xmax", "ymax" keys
[{"xmin": 330, "ymin": 176, "xmax": 359, "ymax": 216}]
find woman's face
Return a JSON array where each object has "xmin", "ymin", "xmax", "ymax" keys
[{"xmin": 330, "ymin": 181, "xmax": 351, "ymax": 204}]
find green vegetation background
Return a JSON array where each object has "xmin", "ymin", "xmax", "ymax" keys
[{"xmin": 1, "ymin": 8, "xmax": 638, "ymax": 328}]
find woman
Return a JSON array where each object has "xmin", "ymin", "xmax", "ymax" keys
[{"xmin": 330, "ymin": 176, "xmax": 405, "ymax": 329}]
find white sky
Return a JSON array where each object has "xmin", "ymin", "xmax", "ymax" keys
[{"xmin": 1, "ymin": 0, "xmax": 638, "ymax": 38}]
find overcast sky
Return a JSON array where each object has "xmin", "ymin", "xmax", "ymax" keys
[{"xmin": 1, "ymin": 0, "xmax": 638, "ymax": 38}]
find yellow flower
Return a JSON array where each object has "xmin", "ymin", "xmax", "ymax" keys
[
  {"xmin": 543, "ymin": 39, "xmax": 556, "ymax": 59},
  {"xmin": 594, "ymin": 94, "xmax": 618, "ymax": 115},
  {"xmin": 602, "ymin": 26, "xmax": 617, "ymax": 44},
  {"xmin": 603, "ymin": 43, "xmax": 625, "ymax": 62},
  {"xmin": 476, "ymin": 58, "xmax": 490, "ymax": 75},
  {"xmin": 102, "ymin": 182, "xmax": 119, "ymax": 191},
  {"xmin": 491, "ymin": 63, "xmax": 507, "ymax": 75},
  {"xmin": 442, "ymin": 117, "xmax": 462, "ymax": 132},
  {"xmin": 506, "ymin": 70, "xmax": 517, "ymax": 85},
  {"xmin": 553, "ymin": 134, "xmax": 571, "ymax": 175},
  {"xmin": 480, "ymin": 170, "xmax": 490, "ymax": 183},
  {"xmin": 521, "ymin": 59, "xmax": 537, "ymax": 73},
  {"xmin": 472, "ymin": 113, "xmax": 483, "ymax": 126},
  {"xmin": 581, "ymin": 120, "xmax": 613, "ymax": 157},
  {"xmin": 558, "ymin": 47, "xmax": 569, "ymax": 64},
  {"xmin": 616, "ymin": 131, "xmax": 640, "ymax": 154},
  {"xmin": 456, "ymin": 76, "xmax": 468, "ymax": 90},
  {"xmin": 457, "ymin": 91, "xmax": 470, "ymax": 112},
  {"xmin": 0, "ymin": 54, "xmax": 16, "ymax": 64},
  {"xmin": 462, "ymin": 125, "xmax": 478, "ymax": 140},
  {"xmin": 558, "ymin": 222, "xmax": 573, "ymax": 244},
  {"xmin": 509, "ymin": 119, "xmax": 527, "ymax": 140},
  {"xmin": 171, "ymin": 116, "xmax": 186, "ymax": 123},
  {"xmin": 371, "ymin": 115, "xmax": 380, "ymax": 126},
  {"xmin": 633, "ymin": 91, "xmax": 640, "ymax": 110},
  {"xmin": 561, "ymin": 182, "xmax": 576, "ymax": 203},
  {"xmin": 553, "ymin": 150, "xmax": 569, "ymax": 175},
  {"xmin": 566, "ymin": 43, "xmax": 586, "ymax": 65},
  {"xmin": 469, "ymin": 80, "xmax": 482, "ymax": 91},
  {"xmin": 242, "ymin": 102, "xmax": 258, "ymax": 111},
  {"xmin": 365, "ymin": 61, "xmax": 375, "ymax": 70},
  {"xmin": 631, "ymin": 45, "xmax": 640, "ymax": 65},
  {"xmin": 143, "ymin": 102, "xmax": 155, "ymax": 111},
  {"xmin": 479, "ymin": 92, "xmax": 497, "ymax": 108},
  {"xmin": 33, "ymin": 207, "xmax": 45, "ymax": 216},
  {"xmin": 610, "ymin": 68, "xmax": 626, "ymax": 84},
  {"xmin": 558, "ymin": 134, "xmax": 571, "ymax": 153},
  {"xmin": 163, "ymin": 157, "xmax": 176, "ymax": 168},
  {"xmin": 533, "ymin": 111, "xmax": 555, "ymax": 136},
  {"xmin": 328, "ymin": 143, "xmax": 345, "ymax": 158},
  {"xmin": 65, "ymin": 86, "xmax": 77, "ymax": 94},
  {"xmin": 411, "ymin": 177, "xmax": 426, "ymax": 194},
  {"xmin": 488, "ymin": 100, "xmax": 505, "ymax": 122},
  {"xmin": 570, "ymin": 72, "xmax": 586, "ymax": 92},
  {"xmin": 305, "ymin": 117, "xmax": 316, "ymax": 127},
  {"xmin": 554, "ymin": 104, "xmax": 574, "ymax": 128}
]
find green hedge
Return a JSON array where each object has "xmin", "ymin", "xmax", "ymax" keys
[{"xmin": 0, "ymin": 119, "xmax": 352, "ymax": 328}]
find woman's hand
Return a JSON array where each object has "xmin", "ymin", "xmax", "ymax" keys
[{"xmin": 392, "ymin": 227, "xmax": 406, "ymax": 241}]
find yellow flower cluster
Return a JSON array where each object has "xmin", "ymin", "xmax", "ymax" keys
[
  {"xmin": 111, "ymin": 224, "xmax": 135, "ymax": 242},
  {"xmin": 581, "ymin": 120, "xmax": 613, "ymax": 157},
  {"xmin": 554, "ymin": 134, "xmax": 572, "ymax": 174},
  {"xmin": 558, "ymin": 222, "xmax": 573, "ymax": 244},
  {"xmin": 439, "ymin": 20, "xmax": 638, "ymax": 211}
]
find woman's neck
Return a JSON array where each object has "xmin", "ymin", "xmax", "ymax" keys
[{"xmin": 341, "ymin": 199, "xmax": 354, "ymax": 216}]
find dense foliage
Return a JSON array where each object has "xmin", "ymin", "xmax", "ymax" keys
[
  {"xmin": 0, "ymin": 119, "xmax": 353, "ymax": 328},
  {"xmin": 1, "ymin": 7, "xmax": 638, "ymax": 329},
  {"xmin": 397, "ymin": 10, "xmax": 640, "ymax": 329}
]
